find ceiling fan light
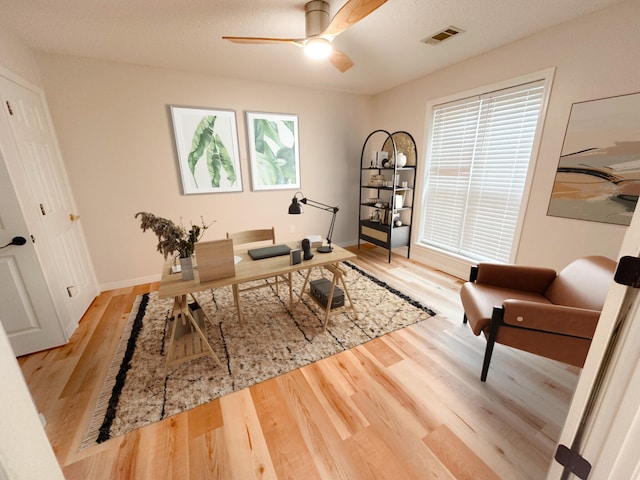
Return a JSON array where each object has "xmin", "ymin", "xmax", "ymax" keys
[{"xmin": 304, "ymin": 38, "xmax": 332, "ymax": 59}]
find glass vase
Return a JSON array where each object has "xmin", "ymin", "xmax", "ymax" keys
[{"xmin": 180, "ymin": 256, "xmax": 194, "ymax": 281}]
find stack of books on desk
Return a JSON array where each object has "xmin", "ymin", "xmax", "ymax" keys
[{"xmin": 305, "ymin": 235, "xmax": 323, "ymax": 248}]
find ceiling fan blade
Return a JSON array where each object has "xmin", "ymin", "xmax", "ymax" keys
[
  {"xmin": 322, "ymin": 0, "xmax": 387, "ymax": 38},
  {"xmin": 329, "ymin": 49, "xmax": 354, "ymax": 72},
  {"xmin": 222, "ymin": 36, "xmax": 304, "ymax": 47}
]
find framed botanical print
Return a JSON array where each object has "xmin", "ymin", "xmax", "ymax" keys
[
  {"xmin": 170, "ymin": 106, "xmax": 243, "ymax": 194},
  {"xmin": 246, "ymin": 111, "xmax": 301, "ymax": 191}
]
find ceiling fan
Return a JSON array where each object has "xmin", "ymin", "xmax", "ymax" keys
[{"xmin": 222, "ymin": 0, "xmax": 388, "ymax": 73}]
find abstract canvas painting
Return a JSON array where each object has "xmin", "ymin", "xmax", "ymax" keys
[{"xmin": 547, "ymin": 92, "xmax": 640, "ymax": 225}]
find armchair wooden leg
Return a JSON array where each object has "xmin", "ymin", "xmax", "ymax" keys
[
  {"xmin": 481, "ymin": 339, "xmax": 495, "ymax": 382},
  {"xmin": 480, "ymin": 307, "xmax": 503, "ymax": 382}
]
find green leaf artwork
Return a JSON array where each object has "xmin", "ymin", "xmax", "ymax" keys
[
  {"xmin": 252, "ymin": 118, "xmax": 297, "ymax": 187},
  {"xmin": 188, "ymin": 115, "xmax": 237, "ymax": 189}
]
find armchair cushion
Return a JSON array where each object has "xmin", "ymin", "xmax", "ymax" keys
[
  {"xmin": 475, "ymin": 263, "xmax": 557, "ymax": 293},
  {"xmin": 501, "ymin": 300, "xmax": 601, "ymax": 339},
  {"xmin": 495, "ymin": 327, "xmax": 592, "ymax": 368},
  {"xmin": 544, "ymin": 256, "xmax": 615, "ymax": 310},
  {"xmin": 460, "ymin": 285, "xmax": 551, "ymax": 336}
]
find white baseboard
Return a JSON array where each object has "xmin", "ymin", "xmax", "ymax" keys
[
  {"xmin": 99, "ymin": 274, "xmax": 161, "ymax": 292},
  {"xmin": 409, "ymin": 244, "xmax": 470, "ymax": 280}
]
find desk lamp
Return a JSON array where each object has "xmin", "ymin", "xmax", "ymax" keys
[{"xmin": 288, "ymin": 192, "xmax": 339, "ymax": 253}]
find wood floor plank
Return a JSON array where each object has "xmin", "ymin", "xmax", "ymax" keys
[
  {"xmin": 343, "ymin": 426, "xmax": 417, "ymax": 479},
  {"xmin": 59, "ymin": 293, "xmax": 135, "ymax": 399},
  {"xmin": 323, "ymin": 342, "xmax": 451, "ymax": 480},
  {"xmin": 300, "ymin": 360, "xmax": 369, "ymax": 440},
  {"xmin": 62, "ymin": 441, "xmax": 123, "ymax": 480},
  {"xmin": 188, "ymin": 398, "xmax": 224, "ymax": 439},
  {"xmin": 276, "ymin": 368, "xmax": 367, "ymax": 480},
  {"xmin": 362, "ymin": 336, "xmax": 404, "ymax": 367},
  {"xmin": 251, "ymin": 378, "xmax": 323, "ymax": 480},
  {"xmin": 387, "ymin": 328, "xmax": 552, "ymax": 479},
  {"xmin": 20, "ymin": 246, "xmax": 579, "ymax": 479},
  {"xmin": 349, "ymin": 374, "xmax": 453, "ymax": 479},
  {"xmin": 134, "ymin": 414, "xmax": 191, "ymax": 479},
  {"xmin": 188, "ymin": 427, "xmax": 231, "ymax": 479},
  {"xmin": 219, "ymin": 389, "xmax": 278, "ymax": 479},
  {"xmin": 424, "ymin": 425, "xmax": 501, "ymax": 480}
]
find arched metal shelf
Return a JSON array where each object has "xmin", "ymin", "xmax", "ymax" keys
[{"xmin": 358, "ymin": 130, "xmax": 417, "ymax": 263}]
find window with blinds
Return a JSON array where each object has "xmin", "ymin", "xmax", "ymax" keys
[{"xmin": 420, "ymin": 80, "xmax": 545, "ymax": 263}]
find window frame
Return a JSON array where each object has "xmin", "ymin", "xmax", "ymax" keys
[{"xmin": 411, "ymin": 68, "xmax": 555, "ymax": 279}]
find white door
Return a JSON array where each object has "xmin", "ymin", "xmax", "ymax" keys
[
  {"xmin": 0, "ymin": 73, "xmax": 98, "ymax": 355},
  {"xmin": 547, "ymin": 206, "xmax": 640, "ymax": 478},
  {"xmin": 0, "ymin": 148, "xmax": 67, "ymax": 355}
]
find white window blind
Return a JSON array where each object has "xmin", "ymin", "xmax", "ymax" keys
[{"xmin": 420, "ymin": 80, "xmax": 545, "ymax": 263}]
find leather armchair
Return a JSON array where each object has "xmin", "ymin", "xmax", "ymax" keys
[{"xmin": 460, "ymin": 256, "xmax": 616, "ymax": 381}]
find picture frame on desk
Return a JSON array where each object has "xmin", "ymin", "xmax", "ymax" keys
[
  {"xmin": 170, "ymin": 106, "xmax": 243, "ymax": 195},
  {"xmin": 245, "ymin": 111, "xmax": 301, "ymax": 191},
  {"xmin": 290, "ymin": 249, "xmax": 302, "ymax": 265}
]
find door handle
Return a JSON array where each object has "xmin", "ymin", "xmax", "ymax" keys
[
  {"xmin": 0, "ymin": 236, "xmax": 27, "ymax": 249},
  {"xmin": 69, "ymin": 213, "xmax": 81, "ymax": 222}
]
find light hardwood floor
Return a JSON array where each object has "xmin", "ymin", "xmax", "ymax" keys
[{"xmin": 19, "ymin": 244, "xmax": 579, "ymax": 479}]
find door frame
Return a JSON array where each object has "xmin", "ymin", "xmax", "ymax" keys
[{"xmin": 547, "ymin": 203, "xmax": 640, "ymax": 477}]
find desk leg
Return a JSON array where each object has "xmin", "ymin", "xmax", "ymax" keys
[
  {"xmin": 163, "ymin": 297, "xmax": 181, "ymax": 379},
  {"xmin": 182, "ymin": 302, "xmax": 223, "ymax": 369},
  {"xmin": 337, "ymin": 266, "xmax": 358, "ymax": 321},
  {"xmin": 296, "ymin": 263, "xmax": 358, "ymax": 329},
  {"xmin": 320, "ymin": 263, "xmax": 359, "ymax": 330},
  {"xmin": 288, "ymin": 272, "xmax": 293, "ymax": 310},
  {"xmin": 188, "ymin": 293, "xmax": 215, "ymax": 327},
  {"xmin": 297, "ymin": 267, "xmax": 315, "ymax": 305},
  {"xmin": 232, "ymin": 284, "xmax": 243, "ymax": 324},
  {"xmin": 164, "ymin": 295, "xmax": 223, "ymax": 379},
  {"xmin": 322, "ymin": 275, "xmax": 338, "ymax": 329}
]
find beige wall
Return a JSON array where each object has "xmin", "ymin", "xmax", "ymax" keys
[
  {"xmin": 0, "ymin": 29, "xmax": 42, "ymax": 86},
  {"xmin": 2, "ymin": 0, "xmax": 638, "ymax": 287},
  {"xmin": 373, "ymin": 0, "xmax": 640, "ymax": 274},
  {"xmin": 34, "ymin": 55, "xmax": 372, "ymax": 288}
]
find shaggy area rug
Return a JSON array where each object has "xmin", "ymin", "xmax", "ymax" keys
[{"xmin": 82, "ymin": 262, "xmax": 436, "ymax": 448}]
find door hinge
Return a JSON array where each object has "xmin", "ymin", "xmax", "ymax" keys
[
  {"xmin": 5, "ymin": 100, "xmax": 14, "ymax": 116},
  {"xmin": 40, "ymin": 203, "xmax": 46, "ymax": 216},
  {"xmin": 614, "ymin": 255, "xmax": 640, "ymax": 288},
  {"xmin": 555, "ymin": 444, "xmax": 591, "ymax": 479}
]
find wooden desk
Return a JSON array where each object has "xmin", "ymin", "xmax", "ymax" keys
[{"xmin": 158, "ymin": 244, "xmax": 357, "ymax": 375}]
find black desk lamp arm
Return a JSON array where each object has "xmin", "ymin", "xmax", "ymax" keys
[{"xmin": 301, "ymin": 198, "xmax": 339, "ymax": 247}]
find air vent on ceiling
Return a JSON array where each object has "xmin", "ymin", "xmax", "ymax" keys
[{"xmin": 421, "ymin": 26, "xmax": 464, "ymax": 46}]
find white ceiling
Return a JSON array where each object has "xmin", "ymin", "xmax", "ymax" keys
[{"xmin": 0, "ymin": 0, "xmax": 625, "ymax": 95}]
